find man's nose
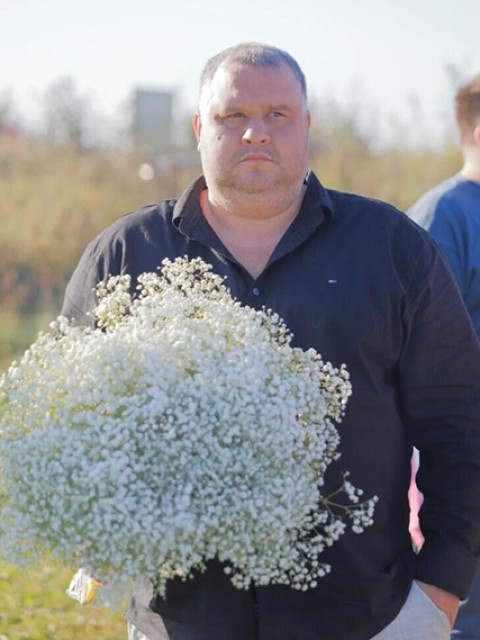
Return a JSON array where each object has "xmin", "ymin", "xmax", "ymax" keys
[{"xmin": 242, "ymin": 119, "xmax": 270, "ymax": 144}]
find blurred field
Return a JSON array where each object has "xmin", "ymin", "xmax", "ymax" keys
[
  {"xmin": 0, "ymin": 132, "xmax": 461, "ymax": 372},
  {"xmin": 0, "ymin": 125, "xmax": 462, "ymax": 638},
  {"xmin": 0, "ymin": 561, "xmax": 127, "ymax": 639},
  {"xmin": 0, "ymin": 136, "xmax": 200, "ymax": 370}
]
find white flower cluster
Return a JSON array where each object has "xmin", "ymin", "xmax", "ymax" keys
[{"xmin": 0, "ymin": 256, "xmax": 377, "ymax": 603}]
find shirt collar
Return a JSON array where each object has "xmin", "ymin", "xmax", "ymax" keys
[{"xmin": 171, "ymin": 170, "xmax": 334, "ymax": 246}]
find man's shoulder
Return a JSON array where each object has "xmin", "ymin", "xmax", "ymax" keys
[
  {"xmin": 407, "ymin": 173, "xmax": 464, "ymax": 229},
  {"xmin": 323, "ymin": 187, "xmax": 437, "ymax": 262},
  {"xmin": 90, "ymin": 176, "xmax": 204, "ymax": 248},
  {"xmin": 325, "ymin": 187, "xmax": 415, "ymax": 228},
  {"xmin": 61, "ymin": 198, "xmax": 180, "ymax": 323},
  {"xmin": 432, "ymin": 179, "xmax": 480, "ymax": 230},
  {"xmin": 306, "ymin": 172, "xmax": 411, "ymax": 230},
  {"xmin": 101, "ymin": 199, "xmax": 177, "ymax": 238},
  {"xmin": 439, "ymin": 177, "xmax": 480, "ymax": 201},
  {"xmin": 84, "ymin": 200, "xmax": 177, "ymax": 257}
]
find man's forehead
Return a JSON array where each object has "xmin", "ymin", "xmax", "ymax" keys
[
  {"xmin": 213, "ymin": 61, "xmax": 296, "ymax": 85},
  {"xmin": 201, "ymin": 62, "xmax": 303, "ymax": 108}
]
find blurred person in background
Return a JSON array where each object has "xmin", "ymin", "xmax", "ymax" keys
[
  {"xmin": 63, "ymin": 43, "xmax": 480, "ymax": 640},
  {"xmin": 409, "ymin": 72, "xmax": 480, "ymax": 640}
]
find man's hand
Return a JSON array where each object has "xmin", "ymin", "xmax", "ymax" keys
[{"xmin": 415, "ymin": 580, "xmax": 460, "ymax": 627}]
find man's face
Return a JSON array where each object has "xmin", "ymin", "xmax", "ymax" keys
[{"xmin": 193, "ymin": 62, "xmax": 311, "ymax": 200}]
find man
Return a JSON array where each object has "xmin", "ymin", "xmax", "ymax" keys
[
  {"xmin": 409, "ymin": 73, "xmax": 480, "ymax": 640},
  {"xmin": 409, "ymin": 74, "xmax": 480, "ymax": 335},
  {"xmin": 62, "ymin": 43, "xmax": 480, "ymax": 640}
]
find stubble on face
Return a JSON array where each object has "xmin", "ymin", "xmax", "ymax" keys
[{"xmin": 214, "ymin": 149, "xmax": 295, "ymax": 196}]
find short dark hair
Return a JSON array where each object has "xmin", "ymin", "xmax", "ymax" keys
[
  {"xmin": 199, "ymin": 42, "xmax": 307, "ymax": 104},
  {"xmin": 455, "ymin": 74, "xmax": 480, "ymax": 143}
]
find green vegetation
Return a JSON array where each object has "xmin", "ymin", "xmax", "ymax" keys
[
  {"xmin": 0, "ymin": 561, "xmax": 127, "ymax": 639},
  {"xmin": 0, "ymin": 127, "xmax": 461, "ymax": 638}
]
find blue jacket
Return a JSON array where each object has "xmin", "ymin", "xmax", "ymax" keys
[{"xmin": 427, "ymin": 180, "xmax": 480, "ymax": 336}]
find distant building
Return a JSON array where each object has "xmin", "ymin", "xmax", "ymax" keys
[{"xmin": 133, "ymin": 88, "xmax": 174, "ymax": 154}]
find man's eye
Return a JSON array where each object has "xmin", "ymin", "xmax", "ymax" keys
[{"xmin": 270, "ymin": 111, "xmax": 285, "ymax": 118}]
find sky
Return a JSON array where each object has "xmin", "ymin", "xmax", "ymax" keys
[{"xmin": 2, "ymin": 0, "xmax": 480, "ymax": 147}]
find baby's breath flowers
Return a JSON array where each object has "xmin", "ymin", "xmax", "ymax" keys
[{"xmin": 0, "ymin": 256, "xmax": 377, "ymax": 604}]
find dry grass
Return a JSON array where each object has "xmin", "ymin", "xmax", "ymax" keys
[
  {"xmin": 0, "ymin": 137, "xmax": 199, "ymax": 370},
  {"xmin": 0, "ymin": 560, "xmax": 127, "ymax": 639}
]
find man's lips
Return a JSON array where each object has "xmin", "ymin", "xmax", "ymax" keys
[{"xmin": 238, "ymin": 153, "xmax": 274, "ymax": 162}]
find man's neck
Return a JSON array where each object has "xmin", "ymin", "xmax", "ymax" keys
[
  {"xmin": 200, "ymin": 186, "xmax": 306, "ymax": 278},
  {"xmin": 461, "ymin": 153, "xmax": 480, "ymax": 183}
]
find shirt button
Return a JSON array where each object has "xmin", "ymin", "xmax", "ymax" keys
[{"xmin": 252, "ymin": 287, "xmax": 260, "ymax": 296}]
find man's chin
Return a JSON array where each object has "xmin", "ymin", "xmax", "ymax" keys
[{"xmin": 224, "ymin": 174, "xmax": 288, "ymax": 194}]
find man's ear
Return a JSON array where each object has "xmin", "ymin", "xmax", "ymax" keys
[{"xmin": 193, "ymin": 112, "xmax": 202, "ymax": 143}]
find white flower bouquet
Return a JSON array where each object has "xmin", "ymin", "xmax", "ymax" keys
[{"xmin": 0, "ymin": 256, "xmax": 377, "ymax": 604}]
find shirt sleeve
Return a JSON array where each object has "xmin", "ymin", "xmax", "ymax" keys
[
  {"xmin": 399, "ymin": 236, "xmax": 480, "ymax": 598},
  {"xmin": 61, "ymin": 233, "xmax": 118, "ymax": 327}
]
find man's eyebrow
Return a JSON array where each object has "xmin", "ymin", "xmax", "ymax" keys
[
  {"xmin": 269, "ymin": 103, "xmax": 293, "ymax": 111},
  {"xmin": 221, "ymin": 102, "xmax": 294, "ymax": 112}
]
